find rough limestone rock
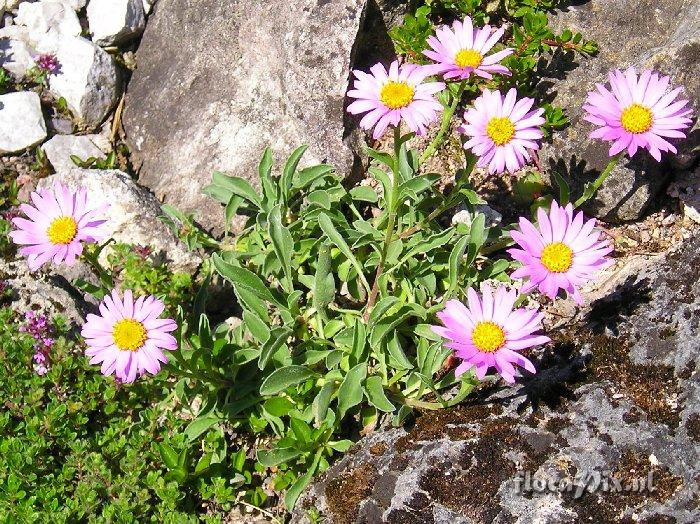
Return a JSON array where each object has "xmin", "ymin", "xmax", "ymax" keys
[
  {"xmin": 48, "ymin": 36, "xmax": 121, "ymax": 130},
  {"xmin": 0, "ymin": 91, "xmax": 47, "ymax": 154},
  {"xmin": 37, "ymin": 169, "xmax": 200, "ymax": 272},
  {"xmin": 87, "ymin": 0, "xmax": 146, "ymax": 47},
  {"xmin": 13, "ymin": 0, "xmax": 82, "ymax": 54},
  {"xmin": 0, "ymin": 37, "xmax": 35, "ymax": 79},
  {"xmin": 41, "ymin": 134, "xmax": 106, "ymax": 171},
  {"xmin": 0, "ymin": 257, "xmax": 92, "ymax": 327},
  {"xmin": 293, "ymin": 231, "xmax": 700, "ymax": 523},
  {"xmin": 123, "ymin": 0, "xmax": 398, "ymax": 232},
  {"xmin": 539, "ymin": 0, "xmax": 700, "ymax": 223}
]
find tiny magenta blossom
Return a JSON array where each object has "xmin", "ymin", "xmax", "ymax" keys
[
  {"xmin": 583, "ymin": 68, "xmax": 693, "ymax": 161},
  {"xmin": 508, "ymin": 200, "xmax": 614, "ymax": 304},
  {"xmin": 423, "ymin": 16, "xmax": 513, "ymax": 81},
  {"xmin": 81, "ymin": 289, "xmax": 177, "ymax": 384},
  {"xmin": 459, "ymin": 88, "xmax": 544, "ymax": 174},
  {"xmin": 35, "ymin": 54, "xmax": 59, "ymax": 73},
  {"xmin": 9, "ymin": 183, "xmax": 108, "ymax": 271},
  {"xmin": 347, "ymin": 60, "xmax": 445, "ymax": 139},
  {"xmin": 431, "ymin": 284, "xmax": 550, "ymax": 383}
]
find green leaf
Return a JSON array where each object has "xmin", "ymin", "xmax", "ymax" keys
[
  {"xmin": 368, "ymin": 296, "xmax": 399, "ymax": 327},
  {"xmin": 243, "ymin": 310, "xmax": 270, "ymax": 344},
  {"xmin": 157, "ymin": 443, "xmax": 179, "ymax": 470},
  {"xmin": 284, "ymin": 449, "xmax": 323, "ymax": 509},
  {"xmin": 259, "ymin": 326, "xmax": 292, "ymax": 370},
  {"xmin": 328, "ymin": 440, "xmax": 354, "ymax": 452},
  {"xmin": 364, "ymin": 376, "xmax": 395, "ymax": 412},
  {"xmin": 294, "ymin": 164, "xmax": 335, "ymax": 189},
  {"xmin": 337, "ymin": 363, "xmax": 367, "ymax": 419},
  {"xmin": 260, "ymin": 366, "xmax": 315, "ymax": 395},
  {"xmin": 318, "ymin": 213, "xmax": 370, "ymax": 293},
  {"xmin": 552, "ymin": 170, "xmax": 570, "ymax": 205},
  {"xmin": 257, "ymin": 448, "xmax": 302, "ymax": 467},
  {"xmin": 208, "ymin": 171, "xmax": 261, "ymax": 208},
  {"xmin": 370, "ymin": 305, "xmax": 424, "ymax": 348},
  {"xmin": 268, "ymin": 205, "xmax": 294, "ymax": 292},
  {"xmin": 264, "ymin": 397, "xmax": 295, "ymax": 417},
  {"xmin": 258, "ymin": 147, "xmax": 277, "ymax": 207},
  {"xmin": 447, "ymin": 235, "xmax": 470, "ymax": 297},
  {"xmin": 282, "ymin": 145, "xmax": 308, "ymax": 202},
  {"xmin": 386, "ymin": 333, "xmax": 413, "ymax": 370},
  {"xmin": 366, "ymin": 147, "xmax": 394, "ymax": 170},
  {"xmin": 312, "ymin": 382, "xmax": 335, "ymax": 424},
  {"xmin": 185, "ymin": 413, "xmax": 220, "ymax": 442},
  {"xmin": 213, "ymin": 254, "xmax": 277, "ymax": 304},
  {"xmin": 290, "ymin": 417, "xmax": 313, "ymax": 444},
  {"xmin": 349, "ymin": 186, "xmax": 378, "ymax": 203},
  {"xmin": 312, "ymin": 242, "xmax": 335, "ymax": 322}
]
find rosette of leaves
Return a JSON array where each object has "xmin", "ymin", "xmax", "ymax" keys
[{"xmin": 170, "ymin": 139, "xmax": 515, "ymax": 508}]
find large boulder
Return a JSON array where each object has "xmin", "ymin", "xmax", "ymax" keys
[
  {"xmin": 0, "ymin": 91, "xmax": 47, "ymax": 154},
  {"xmin": 123, "ymin": 0, "xmax": 398, "ymax": 232},
  {"xmin": 87, "ymin": 0, "xmax": 146, "ymax": 47},
  {"xmin": 48, "ymin": 36, "xmax": 121, "ymax": 130},
  {"xmin": 293, "ymin": 230, "xmax": 700, "ymax": 523},
  {"xmin": 539, "ymin": 0, "xmax": 700, "ymax": 223}
]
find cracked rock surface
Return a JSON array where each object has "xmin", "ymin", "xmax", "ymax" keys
[{"xmin": 293, "ymin": 230, "xmax": 700, "ymax": 524}]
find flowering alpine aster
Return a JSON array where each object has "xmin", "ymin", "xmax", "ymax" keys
[
  {"xmin": 35, "ymin": 54, "xmax": 59, "ymax": 73},
  {"xmin": 9, "ymin": 183, "xmax": 108, "ymax": 270},
  {"xmin": 81, "ymin": 289, "xmax": 177, "ymax": 384},
  {"xmin": 459, "ymin": 88, "xmax": 545, "ymax": 174},
  {"xmin": 423, "ymin": 16, "xmax": 513, "ymax": 81},
  {"xmin": 347, "ymin": 60, "xmax": 445, "ymax": 139},
  {"xmin": 431, "ymin": 285, "xmax": 550, "ymax": 383},
  {"xmin": 583, "ymin": 68, "xmax": 693, "ymax": 161},
  {"xmin": 508, "ymin": 200, "xmax": 614, "ymax": 304}
]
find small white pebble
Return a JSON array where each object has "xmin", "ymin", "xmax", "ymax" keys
[{"xmin": 649, "ymin": 454, "xmax": 659, "ymax": 466}]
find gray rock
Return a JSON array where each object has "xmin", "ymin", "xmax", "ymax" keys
[
  {"xmin": 41, "ymin": 134, "xmax": 106, "ymax": 171},
  {"xmin": 48, "ymin": 36, "xmax": 121, "ymax": 130},
  {"xmin": 37, "ymin": 168, "xmax": 200, "ymax": 272},
  {"xmin": 13, "ymin": 0, "xmax": 81, "ymax": 54},
  {"xmin": 0, "ymin": 37, "xmax": 35, "ymax": 79},
  {"xmin": 0, "ymin": 91, "xmax": 47, "ymax": 154},
  {"xmin": 87, "ymin": 0, "xmax": 146, "ymax": 47},
  {"xmin": 0, "ymin": 257, "xmax": 93, "ymax": 327},
  {"xmin": 123, "ymin": 0, "xmax": 399, "ymax": 232},
  {"xmin": 293, "ymin": 231, "xmax": 700, "ymax": 523},
  {"xmin": 539, "ymin": 0, "xmax": 700, "ymax": 223}
]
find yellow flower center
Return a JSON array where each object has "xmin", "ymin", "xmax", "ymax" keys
[
  {"xmin": 455, "ymin": 49, "xmax": 483, "ymax": 68},
  {"xmin": 620, "ymin": 103, "xmax": 653, "ymax": 134},
  {"xmin": 112, "ymin": 319, "xmax": 147, "ymax": 352},
  {"xmin": 540, "ymin": 242, "xmax": 574, "ymax": 273},
  {"xmin": 471, "ymin": 321, "xmax": 506, "ymax": 353},
  {"xmin": 486, "ymin": 117, "xmax": 516, "ymax": 146},
  {"xmin": 380, "ymin": 81, "xmax": 415, "ymax": 110},
  {"xmin": 46, "ymin": 216, "xmax": 78, "ymax": 245}
]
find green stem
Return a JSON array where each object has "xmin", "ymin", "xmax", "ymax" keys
[
  {"xmin": 364, "ymin": 126, "xmax": 403, "ymax": 320},
  {"xmin": 573, "ymin": 152, "xmax": 624, "ymax": 207},
  {"xmin": 419, "ymin": 80, "xmax": 467, "ymax": 165},
  {"xmin": 399, "ymin": 152, "xmax": 477, "ymax": 240}
]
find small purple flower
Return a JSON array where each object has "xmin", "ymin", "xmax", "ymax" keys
[
  {"xmin": 22, "ymin": 311, "xmax": 56, "ymax": 375},
  {"xmin": 35, "ymin": 54, "xmax": 59, "ymax": 74}
]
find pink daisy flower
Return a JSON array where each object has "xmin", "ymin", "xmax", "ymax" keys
[
  {"xmin": 423, "ymin": 16, "xmax": 513, "ymax": 81},
  {"xmin": 9, "ymin": 183, "xmax": 108, "ymax": 271},
  {"xmin": 347, "ymin": 60, "xmax": 445, "ymax": 139},
  {"xmin": 459, "ymin": 88, "xmax": 545, "ymax": 174},
  {"xmin": 583, "ymin": 68, "xmax": 693, "ymax": 161},
  {"xmin": 81, "ymin": 289, "xmax": 178, "ymax": 384},
  {"xmin": 508, "ymin": 201, "xmax": 614, "ymax": 304},
  {"xmin": 431, "ymin": 285, "xmax": 550, "ymax": 383}
]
